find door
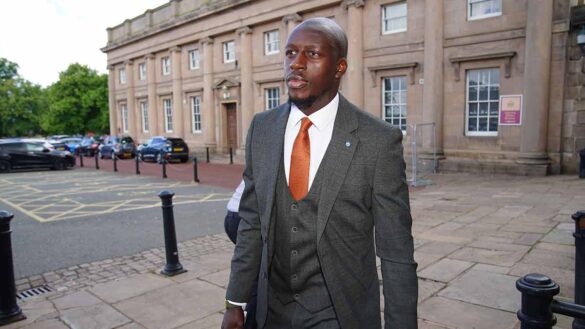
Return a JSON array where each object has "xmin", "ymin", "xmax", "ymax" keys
[{"xmin": 226, "ymin": 103, "xmax": 237, "ymax": 149}]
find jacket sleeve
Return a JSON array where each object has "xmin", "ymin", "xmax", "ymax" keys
[
  {"xmin": 225, "ymin": 115, "xmax": 263, "ymax": 303},
  {"xmin": 372, "ymin": 127, "xmax": 418, "ymax": 329}
]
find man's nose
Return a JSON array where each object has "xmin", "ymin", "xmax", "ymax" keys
[{"xmin": 289, "ymin": 54, "xmax": 306, "ymax": 70}]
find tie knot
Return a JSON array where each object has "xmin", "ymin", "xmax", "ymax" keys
[{"xmin": 300, "ymin": 117, "xmax": 313, "ymax": 132}]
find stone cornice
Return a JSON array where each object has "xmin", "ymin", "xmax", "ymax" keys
[
  {"xmin": 144, "ymin": 53, "xmax": 155, "ymax": 60},
  {"xmin": 236, "ymin": 26, "xmax": 253, "ymax": 35},
  {"xmin": 107, "ymin": 64, "xmax": 115, "ymax": 71},
  {"xmin": 282, "ymin": 13, "xmax": 302, "ymax": 24},
  {"xmin": 170, "ymin": 46, "xmax": 182, "ymax": 53},
  {"xmin": 124, "ymin": 60, "xmax": 134, "ymax": 66},
  {"xmin": 200, "ymin": 37, "xmax": 214, "ymax": 45},
  {"xmin": 342, "ymin": 0, "xmax": 365, "ymax": 9}
]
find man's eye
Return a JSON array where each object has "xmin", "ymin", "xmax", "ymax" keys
[
  {"xmin": 285, "ymin": 49, "xmax": 296, "ymax": 56},
  {"xmin": 307, "ymin": 51, "xmax": 319, "ymax": 58}
]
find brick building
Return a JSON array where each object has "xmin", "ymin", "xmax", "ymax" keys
[{"xmin": 102, "ymin": 0, "xmax": 585, "ymax": 175}]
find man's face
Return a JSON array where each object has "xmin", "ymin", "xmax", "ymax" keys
[{"xmin": 284, "ymin": 27, "xmax": 346, "ymax": 113}]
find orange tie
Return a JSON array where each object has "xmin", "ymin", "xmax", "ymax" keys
[{"xmin": 289, "ymin": 118, "xmax": 313, "ymax": 201}]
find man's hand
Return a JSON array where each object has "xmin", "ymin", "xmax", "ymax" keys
[{"xmin": 221, "ymin": 307, "xmax": 245, "ymax": 329}]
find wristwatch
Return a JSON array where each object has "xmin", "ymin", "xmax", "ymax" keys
[{"xmin": 225, "ymin": 299, "xmax": 243, "ymax": 309}]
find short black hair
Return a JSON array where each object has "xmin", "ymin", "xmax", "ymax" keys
[{"xmin": 292, "ymin": 17, "xmax": 348, "ymax": 59}]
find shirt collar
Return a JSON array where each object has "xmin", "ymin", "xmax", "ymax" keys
[{"xmin": 289, "ymin": 93, "xmax": 339, "ymax": 131}]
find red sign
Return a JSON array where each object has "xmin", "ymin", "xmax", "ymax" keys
[{"xmin": 499, "ymin": 95, "xmax": 522, "ymax": 125}]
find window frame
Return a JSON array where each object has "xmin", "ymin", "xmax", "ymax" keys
[
  {"xmin": 465, "ymin": 68, "xmax": 500, "ymax": 136},
  {"xmin": 382, "ymin": 76, "xmax": 408, "ymax": 133},
  {"xmin": 119, "ymin": 68, "xmax": 127, "ymax": 84},
  {"xmin": 467, "ymin": 0, "xmax": 502, "ymax": 21},
  {"xmin": 138, "ymin": 63, "xmax": 147, "ymax": 81},
  {"xmin": 265, "ymin": 87, "xmax": 280, "ymax": 111},
  {"xmin": 382, "ymin": 1, "xmax": 407, "ymax": 35},
  {"xmin": 190, "ymin": 96, "xmax": 202, "ymax": 133},
  {"xmin": 189, "ymin": 49, "xmax": 200, "ymax": 70},
  {"xmin": 223, "ymin": 41, "xmax": 235, "ymax": 63},
  {"xmin": 264, "ymin": 30, "xmax": 280, "ymax": 55},
  {"xmin": 121, "ymin": 103, "xmax": 129, "ymax": 133},
  {"xmin": 161, "ymin": 56, "xmax": 171, "ymax": 76},
  {"xmin": 140, "ymin": 101, "xmax": 149, "ymax": 133},
  {"xmin": 163, "ymin": 99, "xmax": 173, "ymax": 133}
]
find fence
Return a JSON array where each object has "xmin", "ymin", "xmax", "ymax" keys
[{"xmin": 405, "ymin": 123, "xmax": 438, "ymax": 187}]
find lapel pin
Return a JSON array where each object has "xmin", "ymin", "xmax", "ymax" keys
[{"xmin": 345, "ymin": 141, "xmax": 351, "ymax": 148}]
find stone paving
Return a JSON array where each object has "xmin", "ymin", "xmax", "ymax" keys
[{"xmin": 5, "ymin": 172, "xmax": 585, "ymax": 329}]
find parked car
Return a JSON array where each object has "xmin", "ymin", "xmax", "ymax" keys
[
  {"xmin": 77, "ymin": 137, "xmax": 101, "ymax": 157},
  {"xmin": 20, "ymin": 138, "xmax": 55, "ymax": 151},
  {"xmin": 47, "ymin": 135, "xmax": 70, "ymax": 145},
  {"xmin": 99, "ymin": 136, "xmax": 137, "ymax": 159},
  {"xmin": 0, "ymin": 139, "xmax": 75, "ymax": 173},
  {"xmin": 139, "ymin": 137, "xmax": 189, "ymax": 163},
  {"xmin": 52, "ymin": 137, "xmax": 82, "ymax": 153}
]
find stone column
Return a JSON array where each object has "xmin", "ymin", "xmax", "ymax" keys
[
  {"xmin": 170, "ymin": 46, "xmax": 184, "ymax": 138},
  {"xmin": 124, "ymin": 60, "xmax": 137, "ymax": 138},
  {"xmin": 422, "ymin": 0, "xmax": 444, "ymax": 156},
  {"xmin": 283, "ymin": 13, "xmax": 302, "ymax": 40},
  {"xmin": 107, "ymin": 65, "xmax": 118, "ymax": 135},
  {"xmin": 343, "ymin": 0, "xmax": 365, "ymax": 108},
  {"xmin": 202, "ymin": 37, "xmax": 216, "ymax": 149},
  {"xmin": 517, "ymin": 0, "xmax": 553, "ymax": 166},
  {"xmin": 145, "ymin": 53, "xmax": 158, "ymax": 136},
  {"xmin": 237, "ymin": 26, "xmax": 253, "ymax": 150}
]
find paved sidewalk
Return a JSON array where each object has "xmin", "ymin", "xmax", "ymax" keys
[{"xmin": 5, "ymin": 173, "xmax": 585, "ymax": 329}]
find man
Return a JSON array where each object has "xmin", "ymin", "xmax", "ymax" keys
[{"xmin": 222, "ymin": 17, "xmax": 417, "ymax": 329}]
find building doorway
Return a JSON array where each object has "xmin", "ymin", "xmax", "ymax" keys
[{"xmin": 226, "ymin": 103, "xmax": 237, "ymax": 150}]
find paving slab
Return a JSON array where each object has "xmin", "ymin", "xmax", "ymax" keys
[
  {"xmin": 418, "ymin": 279, "xmax": 445, "ymax": 302},
  {"xmin": 15, "ymin": 319, "xmax": 69, "ymax": 329},
  {"xmin": 52, "ymin": 290, "xmax": 101, "ymax": 310},
  {"xmin": 114, "ymin": 279, "xmax": 224, "ymax": 329},
  {"xmin": 509, "ymin": 263, "xmax": 575, "ymax": 299},
  {"xmin": 419, "ymin": 297, "xmax": 518, "ymax": 329},
  {"xmin": 450, "ymin": 247, "xmax": 527, "ymax": 267},
  {"xmin": 3, "ymin": 299, "xmax": 57, "ymax": 329},
  {"xmin": 520, "ymin": 248, "xmax": 575, "ymax": 270},
  {"xmin": 89, "ymin": 273, "xmax": 173, "ymax": 304},
  {"xmin": 417, "ymin": 258, "xmax": 474, "ymax": 283},
  {"xmin": 176, "ymin": 313, "xmax": 224, "ymax": 329},
  {"xmin": 414, "ymin": 251, "xmax": 444, "ymax": 270},
  {"xmin": 199, "ymin": 268, "xmax": 230, "ymax": 288},
  {"xmin": 61, "ymin": 303, "xmax": 131, "ymax": 329},
  {"xmin": 438, "ymin": 270, "xmax": 520, "ymax": 312}
]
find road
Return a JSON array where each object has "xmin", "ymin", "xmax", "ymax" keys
[{"xmin": 0, "ymin": 168, "xmax": 236, "ymax": 279}]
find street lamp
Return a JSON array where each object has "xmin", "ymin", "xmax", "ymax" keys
[{"xmin": 221, "ymin": 85, "xmax": 230, "ymax": 100}]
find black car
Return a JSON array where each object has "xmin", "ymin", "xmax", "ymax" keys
[
  {"xmin": 139, "ymin": 137, "xmax": 189, "ymax": 163},
  {"xmin": 77, "ymin": 137, "xmax": 103, "ymax": 157},
  {"xmin": 0, "ymin": 139, "xmax": 76, "ymax": 173},
  {"xmin": 99, "ymin": 136, "xmax": 136, "ymax": 159}
]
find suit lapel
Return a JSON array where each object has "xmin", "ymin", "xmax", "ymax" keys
[{"xmin": 316, "ymin": 95, "xmax": 359, "ymax": 243}]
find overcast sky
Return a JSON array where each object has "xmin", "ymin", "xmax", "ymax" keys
[{"xmin": 0, "ymin": 0, "xmax": 166, "ymax": 87}]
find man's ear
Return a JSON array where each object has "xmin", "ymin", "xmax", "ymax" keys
[{"xmin": 335, "ymin": 58, "xmax": 347, "ymax": 79}]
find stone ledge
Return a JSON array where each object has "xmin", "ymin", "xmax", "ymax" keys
[{"xmin": 438, "ymin": 158, "xmax": 548, "ymax": 176}]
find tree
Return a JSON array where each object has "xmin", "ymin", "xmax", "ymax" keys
[
  {"xmin": 0, "ymin": 58, "xmax": 46, "ymax": 137},
  {"xmin": 42, "ymin": 64, "xmax": 109, "ymax": 135}
]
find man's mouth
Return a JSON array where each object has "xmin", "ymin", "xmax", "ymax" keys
[{"xmin": 287, "ymin": 75, "xmax": 308, "ymax": 89}]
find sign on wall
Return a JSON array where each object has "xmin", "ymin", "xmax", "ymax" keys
[{"xmin": 499, "ymin": 95, "xmax": 523, "ymax": 125}]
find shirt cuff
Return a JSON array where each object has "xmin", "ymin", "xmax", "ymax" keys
[{"xmin": 226, "ymin": 300, "xmax": 246, "ymax": 308}]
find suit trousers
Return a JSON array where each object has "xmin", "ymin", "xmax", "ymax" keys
[{"xmin": 265, "ymin": 288, "xmax": 340, "ymax": 329}]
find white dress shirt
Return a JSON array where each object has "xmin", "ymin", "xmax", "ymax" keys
[{"xmin": 284, "ymin": 94, "xmax": 339, "ymax": 190}]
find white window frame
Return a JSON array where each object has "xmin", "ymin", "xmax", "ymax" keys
[
  {"xmin": 264, "ymin": 30, "xmax": 280, "ymax": 55},
  {"xmin": 121, "ymin": 103, "xmax": 129, "ymax": 133},
  {"xmin": 382, "ymin": 76, "xmax": 407, "ymax": 133},
  {"xmin": 191, "ymin": 96, "xmax": 202, "ymax": 133},
  {"xmin": 189, "ymin": 49, "xmax": 200, "ymax": 70},
  {"xmin": 382, "ymin": 2, "xmax": 407, "ymax": 35},
  {"xmin": 140, "ymin": 101, "xmax": 149, "ymax": 133},
  {"xmin": 467, "ymin": 0, "xmax": 502, "ymax": 21},
  {"xmin": 163, "ymin": 99, "xmax": 173, "ymax": 133},
  {"xmin": 265, "ymin": 87, "xmax": 280, "ymax": 111},
  {"xmin": 223, "ymin": 41, "xmax": 235, "ymax": 63},
  {"xmin": 161, "ymin": 56, "xmax": 171, "ymax": 76},
  {"xmin": 465, "ymin": 68, "xmax": 500, "ymax": 136},
  {"xmin": 119, "ymin": 68, "xmax": 127, "ymax": 84},
  {"xmin": 138, "ymin": 63, "xmax": 147, "ymax": 81}
]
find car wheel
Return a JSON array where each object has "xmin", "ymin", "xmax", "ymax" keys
[
  {"xmin": 0, "ymin": 160, "xmax": 11, "ymax": 173},
  {"xmin": 54, "ymin": 159, "xmax": 67, "ymax": 170}
]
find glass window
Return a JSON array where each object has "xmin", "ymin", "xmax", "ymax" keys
[
  {"xmin": 382, "ymin": 76, "xmax": 407, "ymax": 132},
  {"xmin": 138, "ymin": 63, "xmax": 147, "ymax": 80},
  {"xmin": 468, "ymin": 0, "xmax": 502, "ymax": 20},
  {"xmin": 223, "ymin": 41, "xmax": 235, "ymax": 63},
  {"xmin": 119, "ymin": 68, "xmax": 127, "ymax": 84},
  {"xmin": 121, "ymin": 103, "xmax": 129, "ymax": 133},
  {"xmin": 264, "ymin": 30, "xmax": 280, "ymax": 55},
  {"xmin": 265, "ymin": 87, "xmax": 280, "ymax": 110},
  {"xmin": 382, "ymin": 2, "xmax": 407, "ymax": 34},
  {"xmin": 141, "ymin": 101, "xmax": 149, "ymax": 133},
  {"xmin": 189, "ymin": 49, "xmax": 200, "ymax": 70},
  {"xmin": 163, "ymin": 99, "xmax": 173, "ymax": 132},
  {"xmin": 162, "ymin": 57, "xmax": 171, "ymax": 76},
  {"xmin": 25, "ymin": 143, "xmax": 45, "ymax": 152},
  {"xmin": 466, "ymin": 68, "xmax": 500, "ymax": 136},
  {"xmin": 191, "ymin": 96, "xmax": 202, "ymax": 133}
]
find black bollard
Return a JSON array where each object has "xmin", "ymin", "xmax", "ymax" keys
[
  {"xmin": 162, "ymin": 155, "xmax": 167, "ymax": 179},
  {"xmin": 573, "ymin": 210, "xmax": 585, "ymax": 329},
  {"xmin": 79, "ymin": 152, "xmax": 84, "ymax": 167},
  {"xmin": 158, "ymin": 191, "xmax": 186, "ymax": 276},
  {"xmin": 95, "ymin": 152, "xmax": 99, "ymax": 170},
  {"xmin": 229, "ymin": 147, "xmax": 233, "ymax": 164},
  {"xmin": 113, "ymin": 153, "xmax": 118, "ymax": 172},
  {"xmin": 193, "ymin": 157, "xmax": 200, "ymax": 183},
  {"xmin": 0, "ymin": 211, "xmax": 26, "ymax": 326},
  {"xmin": 206, "ymin": 147, "xmax": 210, "ymax": 163},
  {"xmin": 135, "ymin": 154, "xmax": 140, "ymax": 175},
  {"xmin": 580, "ymin": 148, "xmax": 585, "ymax": 179},
  {"xmin": 516, "ymin": 273, "xmax": 559, "ymax": 329}
]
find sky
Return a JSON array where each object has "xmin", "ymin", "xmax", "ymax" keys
[{"xmin": 0, "ymin": 0, "xmax": 167, "ymax": 87}]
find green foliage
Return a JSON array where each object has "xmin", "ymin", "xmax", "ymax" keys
[
  {"xmin": 0, "ymin": 58, "xmax": 46, "ymax": 137},
  {"xmin": 42, "ymin": 63, "xmax": 109, "ymax": 135}
]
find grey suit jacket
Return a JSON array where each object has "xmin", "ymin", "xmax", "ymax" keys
[{"xmin": 226, "ymin": 94, "xmax": 418, "ymax": 329}]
